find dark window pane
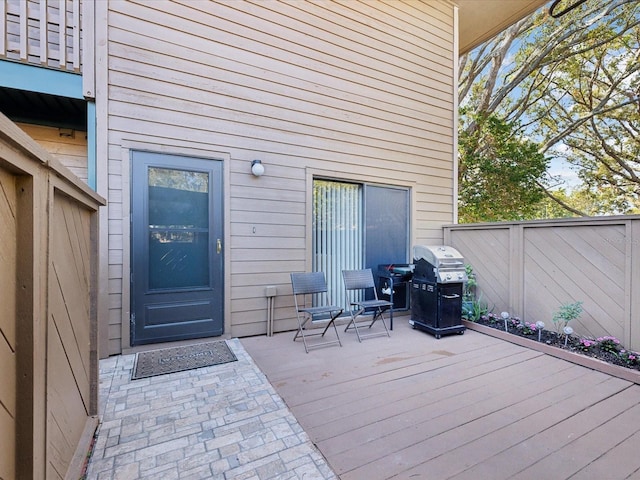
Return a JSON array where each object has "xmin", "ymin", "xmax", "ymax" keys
[
  {"xmin": 148, "ymin": 168, "xmax": 209, "ymax": 228},
  {"xmin": 148, "ymin": 231, "xmax": 209, "ymax": 289}
]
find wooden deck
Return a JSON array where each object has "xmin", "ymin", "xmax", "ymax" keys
[{"xmin": 242, "ymin": 316, "xmax": 640, "ymax": 479}]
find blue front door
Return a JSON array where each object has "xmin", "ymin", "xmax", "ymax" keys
[{"xmin": 131, "ymin": 151, "xmax": 224, "ymax": 345}]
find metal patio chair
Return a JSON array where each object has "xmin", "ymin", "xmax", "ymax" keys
[
  {"xmin": 342, "ymin": 268, "xmax": 392, "ymax": 342},
  {"xmin": 290, "ymin": 272, "xmax": 344, "ymax": 353}
]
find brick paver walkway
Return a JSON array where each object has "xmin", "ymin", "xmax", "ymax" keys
[{"xmin": 85, "ymin": 338, "xmax": 336, "ymax": 480}]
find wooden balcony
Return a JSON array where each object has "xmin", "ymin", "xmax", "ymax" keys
[{"xmin": 1, "ymin": 0, "xmax": 82, "ymax": 71}]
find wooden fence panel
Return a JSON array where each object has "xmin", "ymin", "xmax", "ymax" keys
[
  {"xmin": 46, "ymin": 192, "xmax": 94, "ymax": 478},
  {"xmin": 523, "ymin": 225, "xmax": 625, "ymax": 339},
  {"xmin": 445, "ymin": 226, "xmax": 511, "ymax": 312},
  {"xmin": 0, "ymin": 167, "xmax": 16, "ymax": 480},
  {"xmin": 446, "ymin": 217, "xmax": 640, "ymax": 350},
  {"xmin": 0, "ymin": 112, "xmax": 104, "ymax": 479}
]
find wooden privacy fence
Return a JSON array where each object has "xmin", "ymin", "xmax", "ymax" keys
[
  {"xmin": 0, "ymin": 113, "xmax": 104, "ymax": 480},
  {"xmin": 444, "ymin": 217, "xmax": 640, "ymax": 351}
]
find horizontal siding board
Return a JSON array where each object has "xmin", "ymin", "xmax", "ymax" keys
[
  {"xmin": 233, "ymin": 260, "xmax": 305, "ymax": 275},
  {"xmin": 111, "ymin": 1, "xmax": 453, "ymax": 106},
  {"xmin": 105, "ymin": 15, "xmax": 454, "ymax": 125},
  {"xmin": 108, "ymin": 112, "xmax": 452, "ymax": 173},
  {"xmin": 17, "ymin": 124, "xmax": 88, "ymax": 183},
  {"xmin": 217, "ymin": 0, "xmax": 453, "ymax": 86},
  {"xmin": 230, "ymin": 223, "xmax": 305, "ymax": 239},
  {"xmin": 107, "ymin": 69, "xmax": 453, "ymax": 154},
  {"xmin": 230, "ymin": 249, "xmax": 306, "ymax": 262},
  {"xmin": 232, "ymin": 211, "xmax": 305, "ymax": 227},
  {"xmin": 105, "ymin": 0, "xmax": 456, "ymax": 350}
]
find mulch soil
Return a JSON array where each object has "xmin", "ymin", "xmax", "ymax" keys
[{"xmin": 471, "ymin": 316, "xmax": 640, "ymax": 372}]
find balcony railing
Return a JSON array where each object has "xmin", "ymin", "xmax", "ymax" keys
[{"xmin": 1, "ymin": 0, "xmax": 82, "ymax": 71}]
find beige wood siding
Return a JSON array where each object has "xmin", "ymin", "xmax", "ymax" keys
[
  {"xmin": 103, "ymin": 0, "xmax": 456, "ymax": 352},
  {"xmin": 17, "ymin": 123, "xmax": 88, "ymax": 183},
  {"xmin": 445, "ymin": 217, "xmax": 640, "ymax": 351},
  {"xmin": 0, "ymin": 167, "xmax": 16, "ymax": 480},
  {"xmin": 2, "ymin": 0, "xmax": 82, "ymax": 71}
]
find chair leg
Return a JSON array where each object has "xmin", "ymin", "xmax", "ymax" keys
[
  {"xmin": 294, "ymin": 311, "xmax": 343, "ymax": 353},
  {"xmin": 293, "ymin": 316, "xmax": 311, "ymax": 353},
  {"xmin": 345, "ymin": 307, "xmax": 391, "ymax": 341},
  {"xmin": 345, "ymin": 307, "xmax": 365, "ymax": 342},
  {"xmin": 369, "ymin": 308, "xmax": 391, "ymax": 337},
  {"xmin": 321, "ymin": 312, "xmax": 343, "ymax": 347}
]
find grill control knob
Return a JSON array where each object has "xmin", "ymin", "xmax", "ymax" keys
[
  {"xmin": 458, "ymin": 273, "xmax": 463, "ymax": 279},
  {"xmin": 446, "ymin": 274, "xmax": 451, "ymax": 280}
]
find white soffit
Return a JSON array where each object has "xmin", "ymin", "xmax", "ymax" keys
[{"xmin": 457, "ymin": 0, "xmax": 549, "ymax": 54}]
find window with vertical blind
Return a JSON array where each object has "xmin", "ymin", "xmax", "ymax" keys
[{"xmin": 312, "ymin": 179, "xmax": 410, "ymax": 309}]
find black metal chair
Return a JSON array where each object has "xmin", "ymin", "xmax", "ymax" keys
[
  {"xmin": 290, "ymin": 272, "xmax": 344, "ymax": 353},
  {"xmin": 342, "ymin": 268, "xmax": 392, "ymax": 342}
]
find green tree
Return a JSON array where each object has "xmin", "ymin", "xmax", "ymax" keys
[
  {"xmin": 459, "ymin": 113, "xmax": 548, "ymax": 223},
  {"xmin": 459, "ymin": 0, "xmax": 640, "ymax": 218}
]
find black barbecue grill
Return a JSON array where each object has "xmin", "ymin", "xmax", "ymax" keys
[
  {"xmin": 375, "ymin": 264, "xmax": 414, "ymax": 316},
  {"xmin": 410, "ymin": 245, "xmax": 467, "ymax": 338}
]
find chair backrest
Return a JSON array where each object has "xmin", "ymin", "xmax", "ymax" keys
[
  {"xmin": 342, "ymin": 269, "xmax": 381, "ymax": 305},
  {"xmin": 291, "ymin": 272, "xmax": 330, "ymax": 311},
  {"xmin": 291, "ymin": 272, "xmax": 328, "ymax": 296},
  {"xmin": 342, "ymin": 268, "xmax": 376, "ymax": 291}
]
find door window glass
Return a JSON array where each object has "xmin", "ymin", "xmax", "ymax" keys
[{"xmin": 148, "ymin": 167, "xmax": 209, "ymax": 289}]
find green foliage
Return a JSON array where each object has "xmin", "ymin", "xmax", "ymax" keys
[
  {"xmin": 462, "ymin": 293, "xmax": 489, "ymax": 322},
  {"xmin": 463, "ymin": 263, "xmax": 477, "ymax": 301},
  {"xmin": 597, "ymin": 336, "xmax": 622, "ymax": 354},
  {"xmin": 552, "ymin": 301, "xmax": 583, "ymax": 335},
  {"xmin": 458, "ymin": 113, "xmax": 549, "ymax": 223},
  {"xmin": 459, "ymin": 0, "xmax": 640, "ymax": 219}
]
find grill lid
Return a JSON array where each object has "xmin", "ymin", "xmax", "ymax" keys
[{"xmin": 412, "ymin": 245, "xmax": 467, "ymax": 283}]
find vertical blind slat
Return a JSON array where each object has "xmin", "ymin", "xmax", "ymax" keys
[{"xmin": 312, "ymin": 180, "xmax": 363, "ymax": 310}]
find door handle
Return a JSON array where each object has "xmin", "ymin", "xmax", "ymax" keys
[
  {"xmin": 442, "ymin": 294, "xmax": 460, "ymax": 299},
  {"xmin": 216, "ymin": 238, "xmax": 222, "ymax": 254}
]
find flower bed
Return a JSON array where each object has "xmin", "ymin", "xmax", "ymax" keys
[{"xmin": 463, "ymin": 314, "xmax": 640, "ymax": 385}]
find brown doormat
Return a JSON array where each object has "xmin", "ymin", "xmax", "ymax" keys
[{"xmin": 131, "ymin": 341, "xmax": 237, "ymax": 380}]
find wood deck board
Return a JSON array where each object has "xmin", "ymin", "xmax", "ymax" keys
[
  {"xmin": 242, "ymin": 317, "xmax": 640, "ymax": 479},
  {"xmin": 314, "ymin": 356, "xmax": 581, "ymax": 455},
  {"xmin": 397, "ymin": 375, "xmax": 631, "ymax": 479},
  {"xmin": 326, "ymin": 366, "xmax": 603, "ymax": 476},
  {"xmin": 303, "ymin": 349, "xmax": 547, "ymax": 434}
]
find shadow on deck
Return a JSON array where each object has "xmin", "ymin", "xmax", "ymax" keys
[{"xmin": 242, "ymin": 316, "xmax": 640, "ymax": 480}]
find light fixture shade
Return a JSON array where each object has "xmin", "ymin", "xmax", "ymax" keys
[{"xmin": 251, "ymin": 159, "xmax": 264, "ymax": 177}]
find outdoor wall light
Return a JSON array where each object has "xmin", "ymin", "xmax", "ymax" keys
[{"xmin": 251, "ymin": 159, "xmax": 265, "ymax": 177}]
